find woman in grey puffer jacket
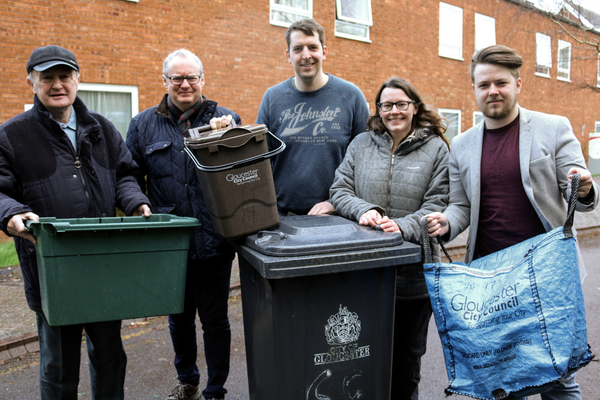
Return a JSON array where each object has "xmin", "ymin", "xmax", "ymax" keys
[{"xmin": 330, "ymin": 77, "xmax": 450, "ymax": 400}]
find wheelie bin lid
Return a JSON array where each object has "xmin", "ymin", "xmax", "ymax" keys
[
  {"xmin": 237, "ymin": 215, "xmax": 421, "ymax": 279},
  {"xmin": 244, "ymin": 215, "xmax": 403, "ymax": 256}
]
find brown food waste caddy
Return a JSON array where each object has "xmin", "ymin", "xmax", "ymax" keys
[{"xmin": 184, "ymin": 124, "xmax": 285, "ymax": 239}]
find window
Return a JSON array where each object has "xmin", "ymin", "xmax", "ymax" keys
[
  {"xmin": 335, "ymin": 0, "xmax": 372, "ymax": 42},
  {"xmin": 439, "ymin": 2, "xmax": 463, "ymax": 60},
  {"xmin": 78, "ymin": 83, "xmax": 139, "ymax": 139},
  {"xmin": 270, "ymin": 0, "xmax": 312, "ymax": 28},
  {"xmin": 596, "ymin": 121, "xmax": 600, "ymax": 132},
  {"xmin": 473, "ymin": 111, "xmax": 484, "ymax": 127},
  {"xmin": 439, "ymin": 108, "xmax": 462, "ymax": 141},
  {"xmin": 474, "ymin": 13, "xmax": 495, "ymax": 52},
  {"xmin": 536, "ymin": 33, "xmax": 552, "ymax": 77},
  {"xmin": 557, "ymin": 40, "xmax": 571, "ymax": 81}
]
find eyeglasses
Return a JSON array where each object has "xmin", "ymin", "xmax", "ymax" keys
[
  {"xmin": 377, "ymin": 101, "xmax": 417, "ymax": 112},
  {"xmin": 164, "ymin": 75, "xmax": 202, "ymax": 85}
]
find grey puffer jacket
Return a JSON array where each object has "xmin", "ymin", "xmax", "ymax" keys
[{"xmin": 330, "ymin": 128, "xmax": 449, "ymax": 299}]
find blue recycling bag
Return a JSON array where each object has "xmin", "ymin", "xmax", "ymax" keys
[{"xmin": 422, "ymin": 175, "xmax": 593, "ymax": 399}]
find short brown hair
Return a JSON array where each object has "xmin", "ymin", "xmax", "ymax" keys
[
  {"xmin": 367, "ymin": 77, "xmax": 450, "ymax": 148},
  {"xmin": 470, "ymin": 45, "xmax": 524, "ymax": 82},
  {"xmin": 285, "ymin": 18, "xmax": 325, "ymax": 49}
]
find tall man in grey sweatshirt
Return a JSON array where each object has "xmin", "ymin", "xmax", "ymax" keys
[{"xmin": 256, "ymin": 18, "xmax": 370, "ymax": 216}]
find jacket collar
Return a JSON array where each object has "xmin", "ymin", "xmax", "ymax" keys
[
  {"xmin": 372, "ymin": 127, "xmax": 435, "ymax": 153},
  {"xmin": 33, "ymin": 95, "xmax": 99, "ymax": 138}
]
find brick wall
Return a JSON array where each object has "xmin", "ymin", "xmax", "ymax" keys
[{"xmin": 1, "ymin": 0, "xmax": 599, "ymax": 152}]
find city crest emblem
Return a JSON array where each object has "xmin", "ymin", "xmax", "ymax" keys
[{"xmin": 314, "ymin": 305, "xmax": 370, "ymax": 365}]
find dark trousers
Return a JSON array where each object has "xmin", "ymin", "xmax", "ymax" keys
[
  {"xmin": 168, "ymin": 253, "xmax": 233, "ymax": 399},
  {"xmin": 36, "ymin": 312, "xmax": 126, "ymax": 400},
  {"xmin": 391, "ymin": 297, "xmax": 433, "ymax": 400}
]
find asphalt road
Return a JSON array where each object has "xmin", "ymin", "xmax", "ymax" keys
[{"xmin": 1, "ymin": 233, "xmax": 599, "ymax": 399}]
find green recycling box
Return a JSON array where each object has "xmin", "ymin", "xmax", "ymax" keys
[{"xmin": 28, "ymin": 214, "xmax": 200, "ymax": 326}]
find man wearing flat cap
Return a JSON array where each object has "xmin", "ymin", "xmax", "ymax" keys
[{"xmin": 0, "ymin": 45, "xmax": 151, "ymax": 399}]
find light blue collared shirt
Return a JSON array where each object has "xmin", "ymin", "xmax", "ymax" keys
[{"xmin": 57, "ymin": 106, "xmax": 77, "ymax": 151}]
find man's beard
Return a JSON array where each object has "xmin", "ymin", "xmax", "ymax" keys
[{"xmin": 481, "ymin": 98, "xmax": 515, "ymax": 121}]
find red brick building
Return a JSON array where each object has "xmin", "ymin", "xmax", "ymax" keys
[{"xmin": 2, "ymin": 0, "xmax": 600, "ymax": 169}]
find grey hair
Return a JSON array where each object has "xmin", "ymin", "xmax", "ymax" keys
[{"xmin": 162, "ymin": 49, "xmax": 203, "ymax": 77}]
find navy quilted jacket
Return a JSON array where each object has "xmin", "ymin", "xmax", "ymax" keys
[{"xmin": 126, "ymin": 95, "xmax": 241, "ymax": 259}]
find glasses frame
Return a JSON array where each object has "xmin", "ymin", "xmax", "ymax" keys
[
  {"xmin": 377, "ymin": 100, "xmax": 417, "ymax": 112},
  {"xmin": 164, "ymin": 74, "xmax": 203, "ymax": 85}
]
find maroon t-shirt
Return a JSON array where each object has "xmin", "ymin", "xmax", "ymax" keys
[{"xmin": 475, "ymin": 115, "xmax": 546, "ymax": 257}]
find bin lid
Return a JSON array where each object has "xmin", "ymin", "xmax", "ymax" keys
[
  {"xmin": 186, "ymin": 124, "xmax": 268, "ymax": 144},
  {"xmin": 244, "ymin": 215, "xmax": 404, "ymax": 256}
]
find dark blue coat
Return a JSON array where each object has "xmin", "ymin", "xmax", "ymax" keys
[
  {"xmin": 126, "ymin": 95, "xmax": 241, "ymax": 260},
  {"xmin": 0, "ymin": 95, "xmax": 150, "ymax": 311}
]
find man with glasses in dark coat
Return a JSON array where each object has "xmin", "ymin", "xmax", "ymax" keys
[{"xmin": 126, "ymin": 48, "xmax": 240, "ymax": 400}]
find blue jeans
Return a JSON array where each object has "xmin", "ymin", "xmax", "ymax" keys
[
  {"xmin": 168, "ymin": 253, "xmax": 233, "ymax": 399},
  {"xmin": 36, "ymin": 312, "xmax": 126, "ymax": 400}
]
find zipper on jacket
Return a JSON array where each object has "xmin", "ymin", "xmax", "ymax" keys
[
  {"xmin": 387, "ymin": 154, "xmax": 395, "ymax": 212},
  {"xmin": 74, "ymin": 154, "xmax": 91, "ymax": 211},
  {"xmin": 63, "ymin": 129, "xmax": 92, "ymax": 215}
]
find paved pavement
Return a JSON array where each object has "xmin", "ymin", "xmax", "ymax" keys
[{"xmin": 2, "ymin": 178, "xmax": 600, "ymax": 363}]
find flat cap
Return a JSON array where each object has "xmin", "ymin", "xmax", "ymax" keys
[{"xmin": 26, "ymin": 45, "xmax": 79, "ymax": 74}]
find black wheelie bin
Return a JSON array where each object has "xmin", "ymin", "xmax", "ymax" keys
[{"xmin": 235, "ymin": 214, "xmax": 421, "ymax": 400}]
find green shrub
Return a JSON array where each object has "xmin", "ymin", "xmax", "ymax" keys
[{"xmin": 0, "ymin": 240, "xmax": 19, "ymax": 268}]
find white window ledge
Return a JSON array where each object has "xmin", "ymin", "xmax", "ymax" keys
[{"xmin": 439, "ymin": 55, "xmax": 464, "ymax": 61}]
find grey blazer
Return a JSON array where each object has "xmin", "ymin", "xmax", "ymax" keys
[{"xmin": 444, "ymin": 106, "xmax": 599, "ymax": 262}]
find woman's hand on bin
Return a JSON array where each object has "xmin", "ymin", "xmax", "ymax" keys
[
  {"xmin": 426, "ymin": 212, "xmax": 449, "ymax": 237},
  {"xmin": 133, "ymin": 204, "xmax": 152, "ymax": 217},
  {"xmin": 308, "ymin": 201, "xmax": 335, "ymax": 215},
  {"xmin": 7, "ymin": 212, "xmax": 39, "ymax": 244},
  {"xmin": 359, "ymin": 210, "xmax": 400, "ymax": 233},
  {"xmin": 210, "ymin": 115, "xmax": 233, "ymax": 130}
]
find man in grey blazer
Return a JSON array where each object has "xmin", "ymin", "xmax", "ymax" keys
[{"xmin": 427, "ymin": 45, "xmax": 598, "ymax": 399}]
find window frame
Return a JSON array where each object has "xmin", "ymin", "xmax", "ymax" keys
[
  {"xmin": 77, "ymin": 83, "xmax": 139, "ymax": 138},
  {"xmin": 270, "ymin": 0, "xmax": 313, "ymax": 28},
  {"xmin": 474, "ymin": 13, "xmax": 496, "ymax": 52},
  {"xmin": 473, "ymin": 111, "xmax": 484, "ymax": 127},
  {"xmin": 334, "ymin": 20, "xmax": 371, "ymax": 42},
  {"xmin": 78, "ymin": 83, "xmax": 139, "ymax": 116},
  {"xmin": 335, "ymin": 0, "xmax": 372, "ymax": 26},
  {"xmin": 439, "ymin": 108, "xmax": 462, "ymax": 141},
  {"xmin": 439, "ymin": 2, "xmax": 463, "ymax": 61},
  {"xmin": 535, "ymin": 32, "xmax": 552, "ymax": 78},
  {"xmin": 557, "ymin": 40, "xmax": 571, "ymax": 82},
  {"xmin": 334, "ymin": 0, "xmax": 372, "ymax": 43}
]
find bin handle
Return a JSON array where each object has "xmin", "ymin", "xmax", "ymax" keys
[
  {"xmin": 254, "ymin": 230, "xmax": 286, "ymax": 248},
  {"xmin": 184, "ymin": 130, "xmax": 286, "ymax": 172},
  {"xmin": 25, "ymin": 220, "xmax": 59, "ymax": 237},
  {"xmin": 187, "ymin": 119, "xmax": 238, "ymax": 139}
]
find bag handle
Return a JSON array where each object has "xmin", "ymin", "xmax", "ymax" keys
[
  {"xmin": 421, "ymin": 219, "xmax": 452, "ymax": 264},
  {"xmin": 421, "ymin": 172, "xmax": 581, "ymax": 263},
  {"xmin": 563, "ymin": 172, "xmax": 580, "ymax": 238}
]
